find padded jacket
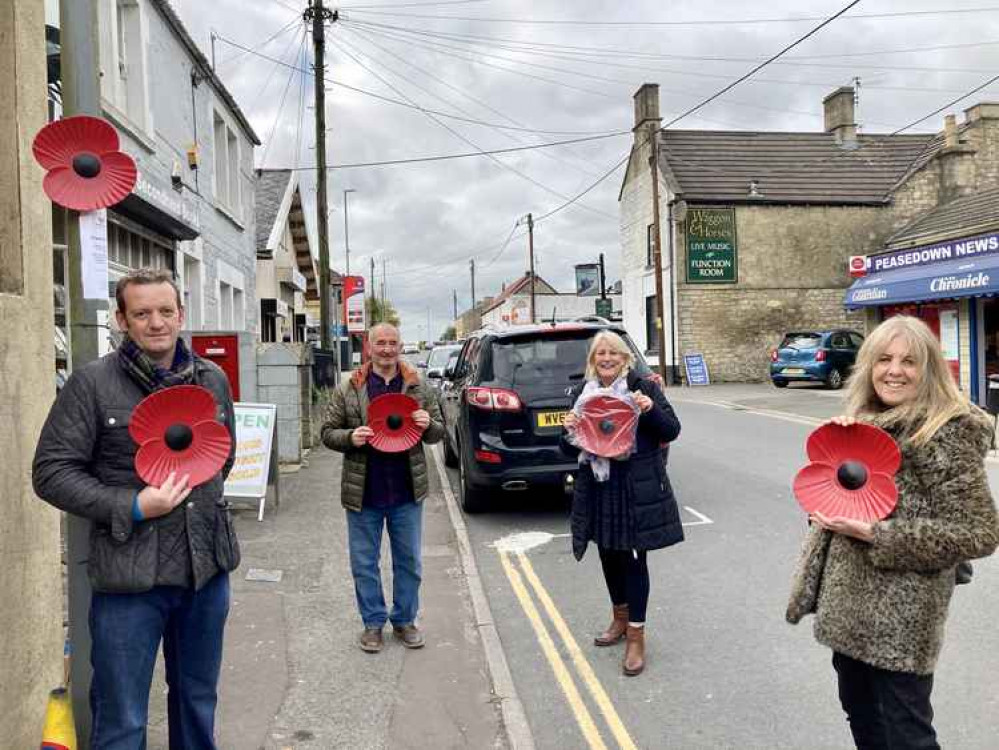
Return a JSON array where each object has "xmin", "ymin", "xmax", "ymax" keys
[
  {"xmin": 32, "ymin": 351, "xmax": 238, "ymax": 593},
  {"xmin": 321, "ymin": 361, "xmax": 444, "ymax": 512}
]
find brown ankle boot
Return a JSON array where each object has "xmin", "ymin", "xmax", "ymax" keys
[
  {"xmin": 623, "ymin": 625, "xmax": 645, "ymax": 676},
  {"xmin": 594, "ymin": 604, "xmax": 629, "ymax": 647}
]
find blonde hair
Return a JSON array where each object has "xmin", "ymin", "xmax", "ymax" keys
[
  {"xmin": 584, "ymin": 330, "xmax": 635, "ymax": 381},
  {"xmin": 844, "ymin": 315, "xmax": 969, "ymax": 446}
]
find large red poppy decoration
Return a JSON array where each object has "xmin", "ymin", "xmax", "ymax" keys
[
  {"xmin": 32, "ymin": 115, "xmax": 137, "ymax": 211},
  {"xmin": 792, "ymin": 422, "xmax": 901, "ymax": 522},
  {"xmin": 129, "ymin": 385, "xmax": 231, "ymax": 488},
  {"xmin": 574, "ymin": 394, "xmax": 639, "ymax": 458},
  {"xmin": 368, "ymin": 393, "xmax": 423, "ymax": 453}
]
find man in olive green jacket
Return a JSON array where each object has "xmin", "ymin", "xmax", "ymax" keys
[{"xmin": 322, "ymin": 323, "xmax": 444, "ymax": 652}]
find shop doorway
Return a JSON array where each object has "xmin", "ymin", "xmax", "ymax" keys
[{"xmin": 882, "ymin": 302, "xmax": 961, "ymax": 385}]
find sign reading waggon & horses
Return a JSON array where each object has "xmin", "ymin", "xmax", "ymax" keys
[{"xmin": 686, "ymin": 207, "xmax": 737, "ymax": 284}]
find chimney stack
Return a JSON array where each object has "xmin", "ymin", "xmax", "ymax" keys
[
  {"xmin": 937, "ymin": 112, "xmax": 976, "ymax": 202},
  {"xmin": 633, "ymin": 84, "xmax": 661, "ymax": 145},
  {"xmin": 823, "ymin": 86, "xmax": 857, "ymax": 148}
]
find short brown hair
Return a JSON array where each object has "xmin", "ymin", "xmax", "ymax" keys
[{"xmin": 115, "ymin": 269, "xmax": 182, "ymax": 314}]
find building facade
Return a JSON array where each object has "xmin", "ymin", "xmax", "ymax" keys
[
  {"xmin": 50, "ymin": 0, "xmax": 260, "ymax": 357},
  {"xmin": 618, "ymin": 84, "xmax": 992, "ymax": 384}
]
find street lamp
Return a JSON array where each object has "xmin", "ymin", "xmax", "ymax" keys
[{"xmin": 343, "ymin": 188, "xmax": 356, "ymax": 276}]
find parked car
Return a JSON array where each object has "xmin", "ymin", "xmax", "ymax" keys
[
  {"xmin": 440, "ymin": 321, "xmax": 655, "ymax": 512},
  {"xmin": 770, "ymin": 329, "xmax": 864, "ymax": 389},
  {"xmin": 401, "ymin": 342, "xmax": 420, "ymax": 355},
  {"xmin": 424, "ymin": 343, "xmax": 462, "ymax": 391}
]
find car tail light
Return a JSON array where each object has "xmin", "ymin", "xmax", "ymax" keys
[
  {"xmin": 770, "ymin": 349, "xmax": 778, "ymax": 362},
  {"xmin": 466, "ymin": 386, "xmax": 523, "ymax": 411},
  {"xmin": 815, "ymin": 349, "xmax": 827, "ymax": 362},
  {"xmin": 474, "ymin": 449, "xmax": 502, "ymax": 464}
]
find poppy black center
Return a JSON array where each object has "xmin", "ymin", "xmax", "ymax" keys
[
  {"xmin": 164, "ymin": 423, "xmax": 194, "ymax": 451},
  {"xmin": 837, "ymin": 461, "xmax": 868, "ymax": 490},
  {"xmin": 72, "ymin": 153, "xmax": 102, "ymax": 178},
  {"xmin": 599, "ymin": 418, "xmax": 615, "ymax": 434},
  {"xmin": 386, "ymin": 414, "xmax": 403, "ymax": 431}
]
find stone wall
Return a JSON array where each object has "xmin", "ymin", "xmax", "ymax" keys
[
  {"xmin": 257, "ymin": 343, "xmax": 313, "ymax": 464},
  {"xmin": 0, "ymin": 1, "xmax": 63, "ymax": 744}
]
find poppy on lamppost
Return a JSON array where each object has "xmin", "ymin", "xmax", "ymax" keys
[
  {"xmin": 129, "ymin": 385, "xmax": 232, "ymax": 488},
  {"xmin": 793, "ymin": 422, "xmax": 901, "ymax": 522},
  {"xmin": 368, "ymin": 393, "xmax": 423, "ymax": 453},
  {"xmin": 32, "ymin": 115, "xmax": 137, "ymax": 211}
]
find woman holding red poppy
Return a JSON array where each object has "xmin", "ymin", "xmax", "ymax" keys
[
  {"xmin": 561, "ymin": 331, "xmax": 683, "ymax": 677},
  {"xmin": 787, "ymin": 315, "xmax": 999, "ymax": 749}
]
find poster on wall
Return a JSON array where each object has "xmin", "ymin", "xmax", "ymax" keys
[
  {"xmin": 686, "ymin": 207, "xmax": 737, "ymax": 284},
  {"xmin": 939, "ymin": 307, "xmax": 960, "ymax": 385},
  {"xmin": 343, "ymin": 275, "xmax": 366, "ymax": 333}
]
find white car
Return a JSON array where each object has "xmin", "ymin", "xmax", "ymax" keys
[{"xmin": 401, "ymin": 343, "xmax": 419, "ymax": 355}]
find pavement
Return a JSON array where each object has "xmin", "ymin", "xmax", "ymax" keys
[{"xmin": 146, "ymin": 444, "xmax": 511, "ymax": 750}]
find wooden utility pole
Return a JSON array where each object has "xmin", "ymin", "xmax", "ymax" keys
[
  {"xmin": 452, "ymin": 289, "xmax": 458, "ymax": 321},
  {"xmin": 526, "ymin": 213, "xmax": 536, "ymax": 323},
  {"xmin": 648, "ymin": 129, "xmax": 669, "ymax": 384},
  {"xmin": 469, "ymin": 259, "xmax": 476, "ymax": 309},
  {"xmin": 306, "ymin": 0, "xmax": 336, "ymax": 370},
  {"xmin": 369, "ymin": 256, "xmax": 375, "ymax": 321}
]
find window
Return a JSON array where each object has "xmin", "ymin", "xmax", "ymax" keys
[
  {"xmin": 106, "ymin": 217, "xmax": 172, "ymax": 273},
  {"xmin": 219, "ymin": 281, "xmax": 233, "ymax": 329},
  {"xmin": 849, "ymin": 332, "xmax": 864, "ymax": 349},
  {"xmin": 181, "ymin": 252, "xmax": 202, "ymax": 330},
  {"xmin": 216, "ymin": 260, "xmax": 246, "ymax": 331},
  {"xmin": 646, "ymin": 224, "xmax": 655, "ymax": 267},
  {"xmin": 645, "ymin": 295, "xmax": 659, "ymax": 353},
  {"xmin": 213, "ymin": 109, "xmax": 241, "ymax": 217},
  {"xmin": 101, "ymin": 0, "xmax": 151, "ymax": 133}
]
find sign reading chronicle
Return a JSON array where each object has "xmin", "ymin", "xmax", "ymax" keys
[{"xmin": 686, "ymin": 207, "xmax": 737, "ymax": 283}]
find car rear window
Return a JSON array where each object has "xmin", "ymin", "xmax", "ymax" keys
[
  {"xmin": 780, "ymin": 333, "xmax": 823, "ymax": 349},
  {"xmin": 485, "ymin": 331, "xmax": 650, "ymax": 388},
  {"xmin": 427, "ymin": 346, "xmax": 460, "ymax": 369}
]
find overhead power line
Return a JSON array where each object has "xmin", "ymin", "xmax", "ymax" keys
[
  {"xmin": 342, "ymin": 5, "xmax": 999, "ymax": 26},
  {"xmin": 342, "ymin": 0, "xmax": 487, "ymax": 7},
  {"xmin": 213, "ymin": 32, "xmax": 615, "ymax": 135}
]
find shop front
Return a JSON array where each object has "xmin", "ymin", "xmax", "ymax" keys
[{"xmin": 845, "ymin": 231, "xmax": 999, "ymax": 405}]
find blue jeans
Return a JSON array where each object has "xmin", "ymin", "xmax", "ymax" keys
[
  {"xmin": 346, "ymin": 501, "xmax": 423, "ymax": 628},
  {"xmin": 89, "ymin": 573, "xmax": 230, "ymax": 750}
]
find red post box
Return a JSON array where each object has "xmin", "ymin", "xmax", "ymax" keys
[{"xmin": 191, "ymin": 334, "xmax": 240, "ymax": 400}]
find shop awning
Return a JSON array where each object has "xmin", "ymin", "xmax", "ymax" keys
[{"xmin": 844, "ymin": 254, "xmax": 999, "ymax": 308}]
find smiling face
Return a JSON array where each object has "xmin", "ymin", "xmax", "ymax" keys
[
  {"xmin": 872, "ymin": 336, "xmax": 921, "ymax": 408},
  {"xmin": 369, "ymin": 324, "xmax": 401, "ymax": 373},
  {"xmin": 115, "ymin": 281, "xmax": 184, "ymax": 367},
  {"xmin": 592, "ymin": 343, "xmax": 626, "ymax": 385}
]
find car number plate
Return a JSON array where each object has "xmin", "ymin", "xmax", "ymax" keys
[
  {"xmin": 536, "ymin": 411, "xmax": 568, "ymax": 428},
  {"xmin": 782, "ymin": 368, "xmax": 805, "ymax": 375}
]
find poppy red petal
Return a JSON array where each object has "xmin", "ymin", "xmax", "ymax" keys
[
  {"xmin": 805, "ymin": 422, "xmax": 900, "ymax": 475},
  {"xmin": 135, "ymin": 440, "xmax": 183, "ymax": 488},
  {"xmin": 368, "ymin": 393, "xmax": 422, "ymax": 453},
  {"xmin": 33, "ymin": 115, "xmax": 120, "ymax": 170},
  {"xmin": 851, "ymin": 473, "xmax": 899, "ymax": 521},
  {"xmin": 129, "ymin": 386, "xmax": 219, "ymax": 445},
  {"xmin": 792, "ymin": 462, "xmax": 839, "ymax": 514},
  {"xmin": 41, "ymin": 151, "xmax": 136, "ymax": 211}
]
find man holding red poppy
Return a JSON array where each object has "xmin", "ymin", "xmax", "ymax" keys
[
  {"xmin": 33, "ymin": 269, "xmax": 238, "ymax": 750},
  {"xmin": 322, "ymin": 322, "xmax": 444, "ymax": 653}
]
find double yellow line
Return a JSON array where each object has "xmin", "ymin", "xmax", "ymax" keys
[{"xmin": 499, "ymin": 550, "xmax": 638, "ymax": 750}]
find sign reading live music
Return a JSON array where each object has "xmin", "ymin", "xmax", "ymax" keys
[
  {"xmin": 686, "ymin": 207, "xmax": 737, "ymax": 283},
  {"xmin": 343, "ymin": 275, "xmax": 366, "ymax": 333}
]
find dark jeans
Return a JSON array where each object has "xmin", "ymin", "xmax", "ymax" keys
[
  {"xmin": 598, "ymin": 547, "xmax": 649, "ymax": 622},
  {"xmin": 833, "ymin": 652, "xmax": 939, "ymax": 750},
  {"xmin": 89, "ymin": 573, "xmax": 230, "ymax": 750}
]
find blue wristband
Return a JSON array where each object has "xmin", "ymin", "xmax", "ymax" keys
[{"xmin": 132, "ymin": 493, "xmax": 144, "ymax": 522}]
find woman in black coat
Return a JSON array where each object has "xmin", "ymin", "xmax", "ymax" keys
[{"xmin": 561, "ymin": 331, "xmax": 683, "ymax": 676}]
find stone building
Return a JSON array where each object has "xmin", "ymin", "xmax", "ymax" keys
[
  {"xmin": 619, "ymin": 83, "xmax": 997, "ymax": 384},
  {"xmin": 1, "ymin": 1, "xmax": 63, "ymax": 744}
]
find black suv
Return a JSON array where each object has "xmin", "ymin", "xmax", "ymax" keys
[{"xmin": 440, "ymin": 321, "xmax": 653, "ymax": 512}]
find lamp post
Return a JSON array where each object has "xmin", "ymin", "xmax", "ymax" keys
[{"xmin": 343, "ymin": 188, "xmax": 356, "ymax": 276}]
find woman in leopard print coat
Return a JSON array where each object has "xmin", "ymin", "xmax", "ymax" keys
[{"xmin": 786, "ymin": 315, "xmax": 998, "ymax": 749}]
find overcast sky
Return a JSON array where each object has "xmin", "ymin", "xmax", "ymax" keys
[{"xmin": 171, "ymin": 0, "xmax": 999, "ymax": 342}]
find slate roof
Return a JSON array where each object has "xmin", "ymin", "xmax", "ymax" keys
[
  {"xmin": 255, "ymin": 170, "xmax": 292, "ymax": 256},
  {"xmin": 659, "ymin": 130, "xmax": 940, "ymax": 205},
  {"xmin": 887, "ymin": 185, "xmax": 999, "ymax": 248}
]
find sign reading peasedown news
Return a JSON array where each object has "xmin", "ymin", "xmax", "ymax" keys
[{"xmin": 862, "ymin": 231, "xmax": 999, "ymax": 273}]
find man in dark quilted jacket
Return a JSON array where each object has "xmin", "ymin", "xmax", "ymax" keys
[
  {"xmin": 33, "ymin": 269, "xmax": 237, "ymax": 750},
  {"xmin": 321, "ymin": 322, "xmax": 444, "ymax": 653}
]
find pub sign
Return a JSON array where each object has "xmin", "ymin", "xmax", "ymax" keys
[{"xmin": 686, "ymin": 207, "xmax": 737, "ymax": 284}]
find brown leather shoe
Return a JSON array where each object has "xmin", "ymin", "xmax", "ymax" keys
[
  {"xmin": 359, "ymin": 627, "xmax": 384, "ymax": 653},
  {"xmin": 623, "ymin": 625, "xmax": 645, "ymax": 676},
  {"xmin": 594, "ymin": 604, "xmax": 629, "ymax": 647},
  {"xmin": 392, "ymin": 624, "xmax": 425, "ymax": 649}
]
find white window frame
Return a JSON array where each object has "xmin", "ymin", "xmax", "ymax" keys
[
  {"xmin": 211, "ymin": 104, "xmax": 242, "ymax": 222},
  {"xmin": 179, "ymin": 239, "xmax": 204, "ymax": 331},
  {"xmin": 98, "ymin": 0, "xmax": 154, "ymax": 139},
  {"xmin": 215, "ymin": 259, "xmax": 245, "ymax": 331}
]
